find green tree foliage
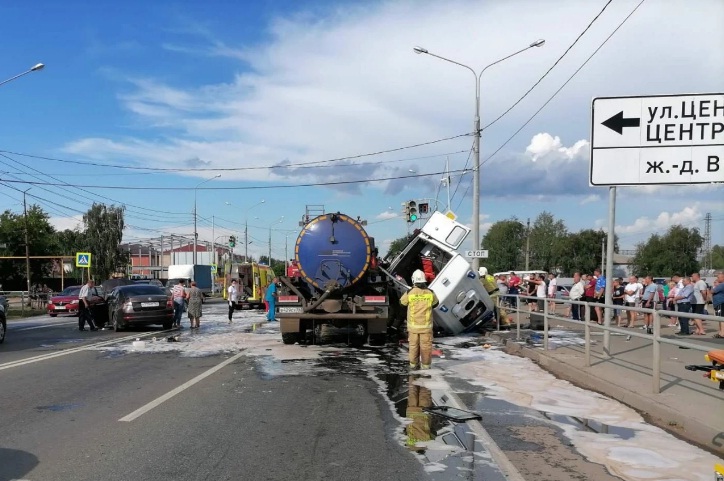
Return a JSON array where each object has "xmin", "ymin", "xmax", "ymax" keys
[
  {"xmin": 559, "ymin": 229, "xmax": 609, "ymax": 276},
  {"xmin": 631, "ymin": 225, "xmax": 703, "ymax": 276},
  {"xmin": 528, "ymin": 212, "xmax": 568, "ymax": 272},
  {"xmin": 481, "ymin": 218, "xmax": 526, "ymax": 273},
  {"xmin": 385, "ymin": 235, "xmax": 413, "ymax": 260},
  {"xmin": 709, "ymin": 244, "xmax": 724, "ymax": 270},
  {"xmin": 0, "ymin": 205, "xmax": 57, "ymax": 283},
  {"xmin": 83, "ymin": 203, "xmax": 128, "ymax": 281}
]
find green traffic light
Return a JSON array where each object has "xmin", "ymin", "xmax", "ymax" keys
[{"xmin": 410, "ymin": 214, "xmax": 418, "ymax": 221}]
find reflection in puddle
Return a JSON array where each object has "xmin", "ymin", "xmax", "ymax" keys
[{"xmin": 35, "ymin": 403, "xmax": 83, "ymax": 412}]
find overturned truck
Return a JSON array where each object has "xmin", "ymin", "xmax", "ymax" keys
[{"xmin": 276, "ymin": 210, "xmax": 495, "ymax": 346}]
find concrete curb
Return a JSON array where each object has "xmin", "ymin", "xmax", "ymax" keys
[{"xmin": 494, "ymin": 335, "xmax": 724, "ymax": 456}]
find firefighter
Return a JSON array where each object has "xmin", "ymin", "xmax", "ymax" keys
[
  {"xmin": 479, "ymin": 266, "xmax": 508, "ymax": 327},
  {"xmin": 400, "ymin": 269, "xmax": 439, "ymax": 370},
  {"xmin": 405, "ymin": 376, "xmax": 433, "ymax": 451}
]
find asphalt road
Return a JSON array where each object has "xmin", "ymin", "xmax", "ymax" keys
[{"xmin": 0, "ymin": 308, "xmax": 430, "ymax": 481}]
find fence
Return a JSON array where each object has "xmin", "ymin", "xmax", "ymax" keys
[
  {"xmin": 501, "ymin": 294, "xmax": 722, "ymax": 394},
  {"xmin": 0, "ymin": 290, "xmax": 51, "ymax": 314}
]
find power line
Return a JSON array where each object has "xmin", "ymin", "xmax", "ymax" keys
[
  {"xmin": 0, "ymin": 167, "xmax": 473, "ymax": 191},
  {"xmin": 0, "ymin": 132, "xmax": 472, "ymax": 173},
  {"xmin": 481, "ymin": 0, "xmax": 614, "ymax": 131},
  {"xmin": 481, "ymin": 0, "xmax": 646, "ymax": 167}
]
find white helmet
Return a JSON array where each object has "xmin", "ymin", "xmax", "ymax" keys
[
  {"xmin": 478, "ymin": 266, "xmax": 488, "ymax": 277},
  {"xmin": 411, "ymin": 269, "xmax": 427, "ymax": 284}
]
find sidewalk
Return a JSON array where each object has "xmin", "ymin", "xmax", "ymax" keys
[{"xmin": 490, "ymin": 316, "xmax": 724, "ymax": 455}]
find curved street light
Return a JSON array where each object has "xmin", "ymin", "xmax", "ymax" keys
[
  {"xmin": 0, "ymin": 63, "xmax": 45, "ymax": 88},
  {"xmin": 413, "ymin": 40, "xmax": 544, "ymax": 269},
  {"xmin": 267, "ymin": 216, "xmax": 284, "ymax": 265}
]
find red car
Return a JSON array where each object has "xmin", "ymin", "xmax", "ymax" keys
[{"xmin": 47, "ymin": 285, "xmax": 104, "ymax": 317}]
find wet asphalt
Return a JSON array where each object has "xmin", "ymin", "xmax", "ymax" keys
[{"xmin": 0, "ymin": 303, "xmax": 629, "ymax": 481}]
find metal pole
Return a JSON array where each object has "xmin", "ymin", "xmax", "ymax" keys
[
  {"xmin": 211, "ymin": 216, "xmax": 215, "ymax": 294},
  {"xmin": 193, "ymin": 190, "xmax": 198, "ymax": 265},
  {"xmin": 525, "ymin": 218, "xmax": 530, "ymax": 270},
  {"xmin": 245, "ymin": 218, "xmax": 248, "ymax": 263},
  {"xmin": 652, "ymin": 309, "xmax": 661, "ymax": 394},
  {"xmin": 584, "ymin": 302, "xmax": 591, "ymax": 367},
  {"xmin": 446, "ymin": 157, "xmax": 451, "ymax": 212},
  {"xmin": 471, "ymin": 76, "xmax": 481, "ymax": 271},
  {"xmin": 268, "ymin": 227, "xmax": 272, "ymax": 266},
  {"xmin": 23, "ymin": 189, "xmax": 31, "ymax": 306},
  {"xmin": 516, "ymin": 300, "xmax": 521, "ymax": 340},
  {"xmin": 61, "ymin": 258, "xmax": 64, "ymax": 291},
  {"xmin": 543, "ymin": 296, "xmax": 549, "ymax": 350},
  {"xmin": 603, "ymin": 186, "xmax": 616, "ymax": 354}
]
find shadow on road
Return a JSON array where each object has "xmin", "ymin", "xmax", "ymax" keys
[{"xmin": 0, "ymin": 447, "xmax": 39, "ymax": 480}]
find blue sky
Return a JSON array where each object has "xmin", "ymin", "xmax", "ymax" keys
[{"xmin": 1, "ymin": 0, "xmax": 722, "ymax": 261}]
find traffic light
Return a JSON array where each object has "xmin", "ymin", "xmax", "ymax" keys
[
  {"xmin": 418, "ymin": 203, "xmax": 429, "ymax": 215},
  {"xmin": 229, "ymin": 236, "xmax": 236, "ymax": 248},
  {"xmin": 406, "ymin": 200, "xmax": 418, "ymax": 223}
]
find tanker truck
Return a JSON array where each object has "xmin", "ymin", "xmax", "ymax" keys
[
  {"xmin": 276, "ymin": 209, "xmax": 496, "ymax": 346},
  {"xmin": 276, "ymin": 212, "xmax": 390, "ymax": 346}
]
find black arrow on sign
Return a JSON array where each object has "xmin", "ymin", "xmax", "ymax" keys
[{"xmin": 601, "ymin": 111, "xmax": 641, "ymax": 135}]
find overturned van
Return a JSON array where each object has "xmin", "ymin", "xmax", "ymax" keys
[{"xmin": 386, "ymin": 212, "xmax": 495, "ymax": 335}]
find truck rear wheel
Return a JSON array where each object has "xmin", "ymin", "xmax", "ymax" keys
[{"xmin": 281, "ymin": 333, "xmax": 299, "ymax": 345}]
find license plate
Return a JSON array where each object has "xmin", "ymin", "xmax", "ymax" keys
[
  {"xmin": 278, "ymin": 306, "xmax": 303, "ymax": 313},
  {"xmin": 55, "ymin": 305, "xmax": 66, "ymax": 310},
  {"xmin": 141, "ymin": 302, "xmax": 159, "ymax": 308}
]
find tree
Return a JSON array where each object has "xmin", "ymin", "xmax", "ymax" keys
[
  {"xmin": 0, "ymin": 205, "xmax": 57, "ymax": 284},
  {"xmin": 385, "ymin": 235, "xmax": 413, "ymax": 260},
  {"xmin": 481, "ymin": 218, "xmax": 526, "ymax": 273},
  {"xmin": 559, "ymin": 229, "xmax": 609, "ymax": 276},
  {"xmin": 528, "ymin": 212, "xmax": 568, "ymax": 272},
  {"xmin": 709, "ymin": 244, "xmax": 724, "ymax": 270},
  {"xmin": 83, "ymin": 203, "xmax": 128, "ymax": 281},
  {"xmin": 631, "ymin": 225, "xmax": 703, "ymax": 276}
]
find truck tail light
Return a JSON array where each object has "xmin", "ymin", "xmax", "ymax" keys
[
  {"xmin": 167, "ymin": 299, "xmax": 173, "ymax": 309},
  {"xmin": 279, "ymin": 295, "xmax": 299, "ymax": 303}
]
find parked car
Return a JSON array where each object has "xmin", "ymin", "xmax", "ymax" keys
[
  {"xmin": 134, "ymin": 279, "xmax": 164, "ymax": 289},
  {"xmin": 555, "ymin": 284, "xmax": 572, "ymax": 300},
  {"xmin": 0, "ymin": 294, "xmax": 8, "ymax": 313},
  {"xmin": 107, "ymin": 284, "xmax": 174, "ymax": 331},
  {"xmin": 47, "ymin": 285, "xmax": 106, "ymax": 318}
]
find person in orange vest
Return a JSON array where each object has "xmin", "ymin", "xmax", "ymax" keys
[{"xmin": 400, "ymin": 269, "xmax": 439, "ymax": 370}]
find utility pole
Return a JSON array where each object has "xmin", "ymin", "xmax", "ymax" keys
[
  {"xmin": 601, "ymin": 238, "xmax": 606, "ymax": 273},
  {"xmin": 703, "ymin": 212, "xmax": 712, "ymax": 270},
  {"xmin": 23, "ymin": 189, "xmax": 31, "ymax": 304},
  {"xmin": 524, "ymin": 217, "xmax": 531, "ymax": 270}
]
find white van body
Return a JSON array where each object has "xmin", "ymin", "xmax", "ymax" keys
[{"xmin": 387, "ymin": 212, "xmax": 495, "ymax": 335}]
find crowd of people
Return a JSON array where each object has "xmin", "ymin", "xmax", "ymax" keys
[{"xmin": 489, "ymin": 270, "xmax": 724, "ymax": 338}]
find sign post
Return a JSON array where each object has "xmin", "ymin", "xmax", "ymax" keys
[
  {"xmin": 75, "ymin": 252, "xmax": 91, "ymax": 282},
  {"xmin": 590, "ymin": 92, "xmax": 723, "ymax": 354}
]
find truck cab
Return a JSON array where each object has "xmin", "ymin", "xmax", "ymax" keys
[{"xmin": 386, "ymin": 212, "xmax": 495, "ymax": 335}]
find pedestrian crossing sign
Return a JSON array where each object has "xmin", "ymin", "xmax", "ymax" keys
[
  {"xmin": 76, "ymin": 252, "xmax": 92, "ymax": 268},
  {"xmin": 210, "ymin": 264, "xmax": 217, "ymax": 274}
]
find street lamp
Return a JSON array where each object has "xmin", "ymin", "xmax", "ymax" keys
[
  {"xmin": 0, "ymin": 63, "xmax": 45, "ymax": 88},
  {"xmin": 413, "ymin": 40, "xmax": 545, "ymax": 269},
  {"xmin": 268, "ymin": 216, "xmax": 284, "ymax": 265},
  {"xmin": 193, "ymin": 174, "xmax": 221, "ymax": 264},
  {"xmin": 245, "ymin": 200, "xmax": 265, "ymax": 262}
]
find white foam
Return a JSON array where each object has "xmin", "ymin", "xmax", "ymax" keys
[{"xmin": 443, "ymin": 347, "xmax": 723, "ymax": 481}]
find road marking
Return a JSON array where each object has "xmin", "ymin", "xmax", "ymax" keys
[
  {"xmin": 119, "ymin": 351, "xmax": 245, "ymax": 422},
  {"xmin": 0, "ymin": 331, "xmax": 167, "ymax": 371},
  {"xmin": 14, "ymin": 321, "xmax": 77, "ymax": 331}
]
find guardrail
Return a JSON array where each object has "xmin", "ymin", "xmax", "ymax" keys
[
  {"xmin": 500, "ymin": 294, "xmax": 722, "ymax": 394},
  {"xmin": 0, "ymin": 291, "xmax": 52, "ymax": 313}
]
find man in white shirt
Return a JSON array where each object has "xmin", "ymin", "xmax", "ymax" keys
[
  {"xmin": 623, "ymin": 276, "xmax": 642, "ymax": 328},
  {"xmin": 569, "ymin": 272, "xmax": 585, "ymax": 321},
  {"xmin": 227, "ymin": 279, "xmax": 238, "ymax": 323},
  {"xmin": 78, "ymin": 279, "xmax": 98, "ymax": 331},
  {"xmin": 691, "ymin": 272, "xmax": 708, "ymax": 335}
]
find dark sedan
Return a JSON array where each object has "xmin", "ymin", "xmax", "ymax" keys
[{"xmin": 107, "ymin": 285, "xmax": 174, "ymax": 331}]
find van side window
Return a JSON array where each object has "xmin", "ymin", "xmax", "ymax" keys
[{"xmin": 445, "ymin": 226, "xmax": 466, "ymax": 246}]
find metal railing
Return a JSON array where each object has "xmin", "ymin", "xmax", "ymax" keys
[{"xmin": 499, "ymin": 294, "xmax": 722, "ymax": 394}]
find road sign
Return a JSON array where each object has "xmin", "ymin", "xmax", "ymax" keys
[
  {"xmin": 210, "ymin": 264, "xmax": 217, "ymax": 274},
  {"xmin": 590, "ymin": 93, "xmax": 724, "ymax": 186},
  {"xmin": 75, "ymin": 252, "xmax": 92, "ymax": 268},
  {"xmin": 464, "ymin": 250, "xmax": 488, "ymax": 259}
]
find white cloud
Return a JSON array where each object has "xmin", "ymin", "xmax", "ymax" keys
[
  {"xmin": 375, "ymin": 211, "xmax": 399, "ymax": 220},
  {"xmin": 49, "ymin": 215, "xmax": 83, "ymax": 231},
  {"xmin": 615, "ymin": 205, "xmax": 704, "ymax": 235},
  {"xmin": 60, "ymin": 0, "xmax": 723, "ymax": 199},
  {"xmin": 579, "ymin": 194, "xmax": 600, "ymax": 205}
]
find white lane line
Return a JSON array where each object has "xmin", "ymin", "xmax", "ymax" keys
[
  {"xmin": 119, "ymin": 351, "xmax": 245, "ymax": 422},
  {"xmin": 15, "ymin": 321, "xmax": 77, "ymax": 331},
  {"xmin": 0, "ymin": 331, "xmax": 167, "ymax": 371}
]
